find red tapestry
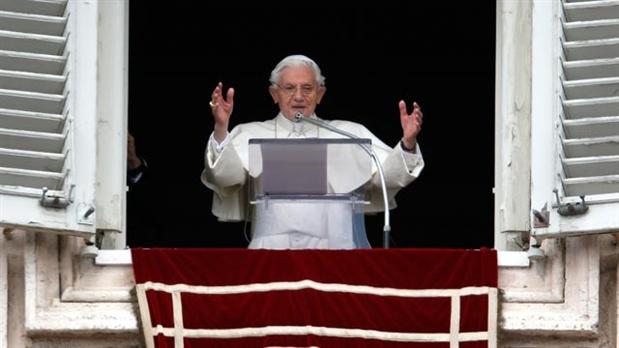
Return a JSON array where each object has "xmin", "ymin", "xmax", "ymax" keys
[{"xmin": 132, "ymin": 248, "xmax": 498, "ymax": 348}]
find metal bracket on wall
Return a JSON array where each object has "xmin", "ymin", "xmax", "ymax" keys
[{"xmin": 532, "ymin": 202, "xmax": 550, "ymax": 228}]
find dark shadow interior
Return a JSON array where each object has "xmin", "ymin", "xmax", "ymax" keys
[{"xmin": 127, "ymin": 3, "xmax": 496, "ymax": 249}]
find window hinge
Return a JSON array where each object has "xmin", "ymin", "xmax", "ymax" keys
[
  {"xmin": 39, "ymin": 186, "xmax": 74, "ymax": 209},
  {"xmin": 553, "ymin": 189, "xmax": 589, "ymax": 216}
]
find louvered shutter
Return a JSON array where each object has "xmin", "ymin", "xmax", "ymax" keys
[
  {"xmin": 534, "ymin": 0, "xmax": 619, "ymax": 239},
  {"xmin": 561, "ymin": 0, "xmax": 619, "ymax": 197},
  {"xmin": 0, "ymin": 0, "xmax": 98, "ymax": 236}
]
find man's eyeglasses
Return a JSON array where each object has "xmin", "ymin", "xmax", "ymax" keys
[{"xmin": 275, "ymin": 83, "xmax": 318, "ymax": 97}]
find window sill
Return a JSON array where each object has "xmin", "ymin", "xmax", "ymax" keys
[
  {"xmin": 497, "ymin": 251, "xmax": 530, "ymax": 268},
  {"xmin": 95, "ymin": 249, "xmax": 132, "ymax": 266},
  {"xmin": 97, "ymin": 249, "xmax": 530, "ymax": 268}
]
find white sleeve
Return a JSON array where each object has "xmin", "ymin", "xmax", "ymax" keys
[
  {"xmin": 397, "ymin": 142, "xmax": 424, "ymax": 178},
  {"xmin": 209, "ymin": 131, "xmax": 231, "ymax": 153}
]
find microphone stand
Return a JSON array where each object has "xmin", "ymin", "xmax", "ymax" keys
[{"xmin": 294, "ymin": 113, "xmax": 391, "ymax": 248}]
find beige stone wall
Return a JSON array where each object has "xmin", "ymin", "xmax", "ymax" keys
[
  {"xmin": 1, "ymin": 229, "xmax": 140, "ymax": 348},
  {"xmin": 499, "ymin": 235, "xmax": 619, "ymax": 347}
]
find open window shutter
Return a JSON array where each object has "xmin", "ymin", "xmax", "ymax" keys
[
  {"xmin": 560, "ymin": 0, "xmax": 619, "ymax": 197},
  {"xmin": 0, "ymin": 0, "xmax": 97, "ymax": 236},
  {"xmin": 536, "ymin": 0, "xmax": 619, "ymax": 238}
]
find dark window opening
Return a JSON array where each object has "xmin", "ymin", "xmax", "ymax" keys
[{"xmin": 127, "ymin": 3, "xmax": 496, "ymax": 249}]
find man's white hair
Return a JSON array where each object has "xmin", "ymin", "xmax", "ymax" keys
[{"xmin": 269, "ymin": 55, "xmax": 326, "ymax": 86}]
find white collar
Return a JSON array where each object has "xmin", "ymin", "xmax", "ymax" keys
[{"xmin": 275, "ymin": 112, "xmax": 319, "ymax": 138}]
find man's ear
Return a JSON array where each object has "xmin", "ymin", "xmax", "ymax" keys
[
  {"xmin": 269, "ymin": 85, "xmax": 279, "ymax": 104},
  {"xmin": 315, "ymin": 86, "xmax": 326, "ymax": 104}
]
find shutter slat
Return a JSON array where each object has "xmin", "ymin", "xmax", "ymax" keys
[
  {"xmin": 0, "ymin": 0, "xmax": 66, "ymax": 17},
  {"xmin": 564, "ymin": 57, "xmax": 619, "ymax": 80},
  {"xmin": 0, "ymin": 68, "xmax": 65, "ymax": 94},
  {"xmin": 0, "ymin": 50, "xmax": 65, "ymax": 75},
  {"xmin": 0, "ymin": 10, "xmax": 66, "ymax": 36},
  {"xmin": 565, "ymin": 0, "xmax": 619, "ymax": 22},
  {"xmin": 563, "ymin": 76, "xmax": 619, "ymax": 99},
  {"xmin": 0, "ymin": 29, "xmax": 65, "ymax": 56},
  {"xmin": 0, "ymin": 147, "xmax": 64, "ymax": 172},
  {"xmin": 564, "ymin": 18, "xmax": 619, "ymax": 41},
  {"xmin": 563, "ymin": 154, "xmax": 619, "ymax": 176},
  {"xmin": 0, "ymin": 127, "xmax": 65, "ymax": 152},
  {"xmin": 564, "ymin": 37, "xmax": 619, "ymax": 60},
  {"xmin": 0, "ymin": 166, "xmax": 64, "ymax": 190},
  {"xmin": 563, "ymin": 96, "xmax": 619, "ymax": 118},
  {"xmin": 563, "ymin": 135, "xmax": 619, "ymax": 157},
  {"xmin": 0, "ymin": 108, "xmax": 64, "ymax": 132},
  {"xmin": 563, "ymin": 115, "xmax": 619, "ymax": 137},
  {"xmin": 0, "ymin": 88, "xmax": 64, "ymax": 114},
  {"xmin": 563, "ymin": 174, "xmax": 619, "ymax": 196}
]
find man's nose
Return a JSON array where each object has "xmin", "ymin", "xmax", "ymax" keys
[{"xmin": 292, "ymin": 87, "xmax": 305, "ymax": 100}]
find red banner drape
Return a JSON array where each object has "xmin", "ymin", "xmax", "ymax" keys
[{"xmin": 132, "ymin": 248, "xmax": 497, "ymax": 348}]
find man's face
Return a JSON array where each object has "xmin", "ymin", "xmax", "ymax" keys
[{"xmin": 269, "ymin": 66, "xmax": 326, "ymax": 120}]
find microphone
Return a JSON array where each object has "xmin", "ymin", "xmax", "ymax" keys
[
  {"xmin": 295, "ymin": 114, "xmax": 392, "ymax": 248},
  {"xmin": 293, "ymin": 112, "xmax": 304, "ymax": 122}
]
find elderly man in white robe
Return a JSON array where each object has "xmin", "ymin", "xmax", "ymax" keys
[{"xmin": 201, "ymin": 55, "xmax": 424, "ymax": 249}]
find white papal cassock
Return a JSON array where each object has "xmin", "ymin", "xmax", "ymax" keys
[{"xmin": 201, "ymin": 113, "xmax": 424, "ymax": 249}]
